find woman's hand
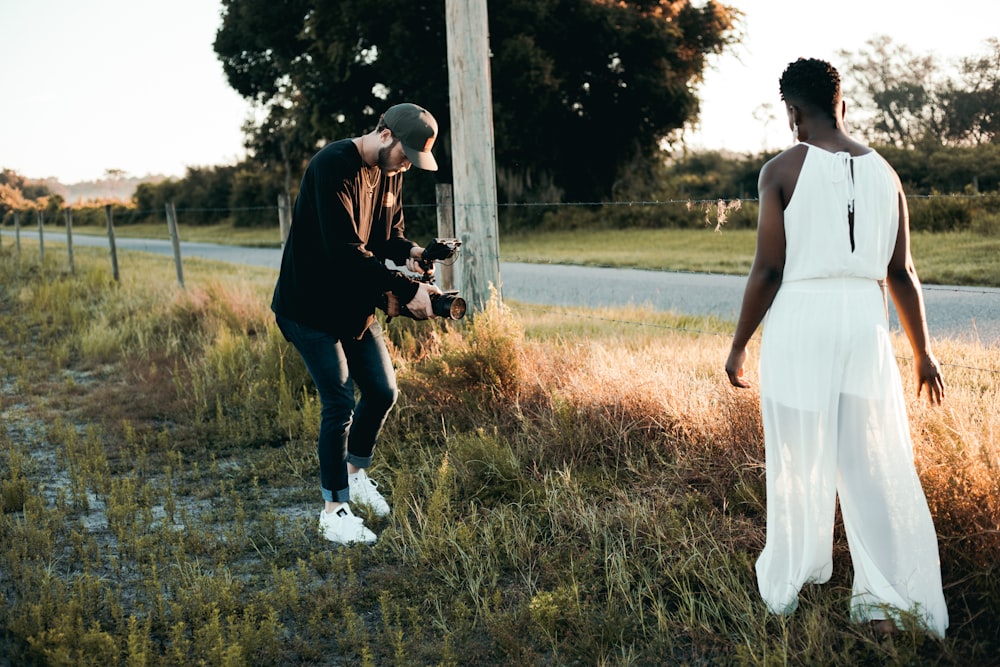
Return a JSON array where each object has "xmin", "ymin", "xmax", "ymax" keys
[
  {"xmin": 726, "ymin": 346, "xmax": 751, "ymax": 389},
  {"xmin": 916, "ymin": 352, "xmax": 945, "ymax": 405}
]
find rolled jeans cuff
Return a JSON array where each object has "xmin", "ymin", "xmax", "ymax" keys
[
  {"xmin": 347, "ymin": 452, "xmax": 374, "ymax": 468},
  {"xmin": 322, "ymin": 486, "xmax": 351, "ymax": 503}
]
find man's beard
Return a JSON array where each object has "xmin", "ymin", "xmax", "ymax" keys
[{"xmin": 376, "ymin": 137, "xmax": 402, "ymax": 172}]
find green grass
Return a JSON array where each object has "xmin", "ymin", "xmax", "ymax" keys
[
  {"xmin": 34, "ymin": 220, "xmax": 1000, "ymax": 287},
  {"xmin": 55, "ymin": 220, "xmax": 285, "ymax": 248},
  {"xmin": 501, "ymin": 227, "xmax": 1000, "ymax": 288},
  {"xmin": 1, "ymin": 243, "xmax": 998, "ymax": 665},
  {"xmin": 908, "ymin": 230, "xmax": 1000, "ymax": 286},
  {"xmin": 501, "ymin": 227, "xmax": 757, "ymax": 274}
]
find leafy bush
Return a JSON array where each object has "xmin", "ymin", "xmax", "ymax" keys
[{"xmin": 908, "ymin": 192, "xmax": 973, "ymax": 232}]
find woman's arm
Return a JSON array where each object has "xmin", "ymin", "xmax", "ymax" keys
[
  {"xmin": 885, "ymin": 180, "xmax": 945, "ymax": 405},
  {"xmin": 726, "ymin": 157, "xmax": 788, "ymax": 388}
]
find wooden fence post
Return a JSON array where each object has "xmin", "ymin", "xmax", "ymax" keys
[
  {"xmin": 65, "ymin": 207, "xmax": 75, "ymax": 274},
  {"xmin": 278, "ymin": 193, "xmax": 291, "ymax": 247},
  {"xmin": 105, "ymin": 205, "xmax": 120, "ymax": 282},
  {"xmin": 36, "ymin": 210, "xmax": 45, "ymax": 262},
  {"xmin": 435, "ymin": 183, "xmax": 456, "ymax": 291},
  {"xmin": 165, "ymin": 201, "xmax": 184, "ymax": 288},
  {"xmin": 14, "ymin": 211, "xmax": 20, "ymax": 254}
]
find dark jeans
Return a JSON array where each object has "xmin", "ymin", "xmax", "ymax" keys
[{"xmin": 275, "ymin": 314, "xmax": 398, "ymax": 503}]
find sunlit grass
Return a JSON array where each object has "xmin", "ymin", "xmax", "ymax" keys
[{"xmin": 1, "ymin": 242, "xmax": 997, "ymax": 665}]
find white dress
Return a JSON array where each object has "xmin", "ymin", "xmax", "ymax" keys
[{"xmin": 756, "ymin": 143, "xmax": 948, "ymax": 637}]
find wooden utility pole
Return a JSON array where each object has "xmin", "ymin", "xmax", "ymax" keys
[{"xmin": 445, "ymin": 0, "xmax": 501, "ymax": 314}]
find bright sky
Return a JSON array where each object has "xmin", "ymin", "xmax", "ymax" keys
[
  {"xmin": 692, "ymin": 0, "xmax": 1000, "ymax": 153},
  {"xmin": 1, "ymin": 0, "xmax": 998, "ymax": 184},
  {"xmin": 0, "ymin": 0, "xmax": 248, "ymax": 184}
]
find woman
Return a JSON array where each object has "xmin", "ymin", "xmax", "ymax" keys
[{"xmin": 725, "ymin": 58, "xmax": 948, "ymax": 637}]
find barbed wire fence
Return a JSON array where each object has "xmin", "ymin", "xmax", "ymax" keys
[{"xmin": 2, "ymin": 194, "xmax": 998, "ymax": 377}]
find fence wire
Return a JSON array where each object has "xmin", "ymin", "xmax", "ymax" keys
[{"xmin": 12, "ymin": 189, "xmax": 1000, "ymax": 219}]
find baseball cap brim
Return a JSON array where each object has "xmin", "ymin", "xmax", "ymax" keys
[{"xmin": 401, "ymin": 144, "xmax": 438, "ymax": 171}]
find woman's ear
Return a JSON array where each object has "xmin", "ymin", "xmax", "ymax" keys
[{"xmin": 787, "ymin": 104, "xmax": 801, "ymax": 142}]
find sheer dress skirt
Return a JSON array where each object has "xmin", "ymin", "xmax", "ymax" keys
[{"xmin": 757, "ymin": 277, "xmax": 948, "ymax": 637}]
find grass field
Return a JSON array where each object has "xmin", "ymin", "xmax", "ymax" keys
[
  {"xmin": 500, "ymin": 227, "xmax": 1000, "ymax": 288},
  {"xmin": 1, "ymin": 242, "xmax": 997, "ymax": 665},
  {"xmin": 33, "ymin": 220, "xmax": 1000, "ymax": 288}
]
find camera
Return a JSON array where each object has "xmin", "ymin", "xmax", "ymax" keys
[
  {"xmin": 380, "ymin": 238, "xmax": 466, "ymax": 320},
  {"xmin": 428, "ymin": 290, "xmax": 467, "ymax": 320}
]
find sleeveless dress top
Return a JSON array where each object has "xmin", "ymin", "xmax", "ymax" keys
[{"xmin": 781, "ymin": 144, "xmax": 899, "ymax": 283}]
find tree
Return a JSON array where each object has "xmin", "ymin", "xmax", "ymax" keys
[
  {"xmin": 42, "ymin": 193, "xmax": 65, "ymax": 224},
  {"xmin": 938, "ymin": 38, "xmax": 1000, "ymax": 146},
  {"xmin": 0, "ymin": 171, "xmax": 29, "ymax": 221},
  {"xmin": 0, "ymin": 168, "xmax": 28, "ymax": 192},
  {"xmin": 215, "ymin": 0, "xmax": 740, "ymax": 203},
  {"xmin": 838, "ymin": 36, "xmax": 1000, "ymax": 149},
  {"xmin": 131, "ymin": 161, "xmax": 285, "ymax": 228},
  {"xmin": 837, "ymin": 36, "xmax": 943, "ymax": 148},
  {"xmin": 103, "ymin": 168, "xmax": 128, "ymax": 201},
  {"xmin": 0, "ymin": 168, "xmax": 52, "ymax": 221}
]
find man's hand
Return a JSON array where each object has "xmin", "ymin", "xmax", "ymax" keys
[
  {"xmin": 406, "ymin": 246, "xmax": 428, "ymax": 274},
  {"xmin": 404, "ymin": 282, "xmax": 442, "ymax": 319},
  {"xmin": 405, "ymin": 257, "xmax": 427, "ymax": 274}
]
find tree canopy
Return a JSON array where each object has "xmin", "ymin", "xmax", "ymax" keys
[
  {"xmin": 837, "ymin": 36, "xmax": 1000, "ymax": 149},
  {"xmin": 214, "ymin": 0, "xmax": 740, "ymax": 202}
]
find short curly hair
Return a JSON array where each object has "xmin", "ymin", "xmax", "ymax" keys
[{"xmin": 779, "ymin": 58, "xmax": 841, "ymax": 121}]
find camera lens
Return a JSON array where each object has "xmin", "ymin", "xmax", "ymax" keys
[
  {"xmin": 446, "ymin": 296, "xmax": 466, "ymax": 319},
  {"xmin": 432, "ymin": 292, "xmax": 467, "ymax": 319}
]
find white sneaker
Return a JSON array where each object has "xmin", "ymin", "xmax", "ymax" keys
[
  {"xmin": 318, "ymin": 505, "xmax": 377, "ymax": 545},
  {"xmin": 348, "ymin": 469, "xmax": 391, "ymax": 517}
]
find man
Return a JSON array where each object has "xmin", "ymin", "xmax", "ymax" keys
[{"xmin": 272, "ymin": 103, "xmax": 442, "ymax": 545}]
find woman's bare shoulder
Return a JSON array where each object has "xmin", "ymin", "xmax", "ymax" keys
[{"xmin": 760, "ymin": 144, "xmax": 808, "ymax": 184}]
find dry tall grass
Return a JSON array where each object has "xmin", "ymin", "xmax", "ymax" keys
[{"xmin": 1, "ymin": 243, "xmax": 997, "ymax": 665}]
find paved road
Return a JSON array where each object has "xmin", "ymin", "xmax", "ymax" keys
[
  {"xmin": 500, "ymin": 262, "xmax": 1000, "ymax": 347},
  {"xmin": 6, "ymin": 231, "xmax": 999, "ymax": 345}
]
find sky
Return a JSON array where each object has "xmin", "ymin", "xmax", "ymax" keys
[
  {"xmin": 691, "ymin": 0, "xmax": 1000, "ymax": 153},
  {"xmin": 0, "ymin": 0, "xmax": 249, "ymax": 184},
  {"xmin": 1, "ymin": 0, "xmax": 999, "ymax": 185}
]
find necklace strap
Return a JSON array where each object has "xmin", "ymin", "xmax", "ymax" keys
[{"xmin": 361, "ymin": 165, "xmax": 379, "ymax": 193}]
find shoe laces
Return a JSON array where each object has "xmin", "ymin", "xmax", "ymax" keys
[
  {"xmin": 335, "ymin": 507, "xmax": 360, "ymax": 522},
  {"xmin": 353, "ymin": 471, "xmax": 378, "ymax": 488}
]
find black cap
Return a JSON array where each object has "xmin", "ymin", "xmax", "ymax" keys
[{"xmin": 383, "ymin": 103, "xmax": 439, "ymax": 171}]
